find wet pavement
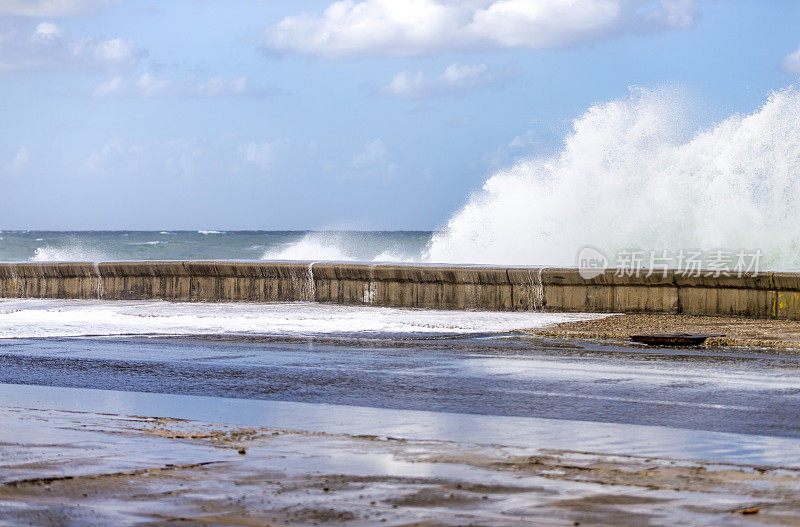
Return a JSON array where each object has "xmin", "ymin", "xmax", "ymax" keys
[
  {"xmin": 0, "ymin": 335, "xmax": 799, "ymax": 439},
  {"xmin": 2, "ymin": 333, "xmax": 800, "ymax": 525},
  {"xmin": 3, "ymin": 405, "xmax": 798, "ymax": 526}
]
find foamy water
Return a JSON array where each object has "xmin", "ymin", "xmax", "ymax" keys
[
  {"xmin": 0, "ymin": 298, "xmax": 605, "ymax": 339},
  {"xmin": 30, "ymin": 244, "xmax": 111, "ymax": 262},
  {"xmin": 427, "ymin": 87, "xmax": 800, "ymax": 269},
  {"xmin": 261, "ymin": 233, "xmax": 357, "ymax": 261}
]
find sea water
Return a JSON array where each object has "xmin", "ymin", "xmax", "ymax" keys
[{"xmin": 0, "ymin": 230, "xmax": 431, "ymax": 263}]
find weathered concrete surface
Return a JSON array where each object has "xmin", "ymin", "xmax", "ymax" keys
[{"xmin": 0, "ymin": 262, "xmax": 798, "ymax": 319}]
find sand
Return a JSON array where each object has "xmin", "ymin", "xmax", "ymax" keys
[{"xmin": 527, "ymin": 314, "xmax": 800, "ymax": 350}]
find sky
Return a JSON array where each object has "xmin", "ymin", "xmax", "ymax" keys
[{"xmin": 0, "ymin": 0, "xmax": 799, "ymax": 231}]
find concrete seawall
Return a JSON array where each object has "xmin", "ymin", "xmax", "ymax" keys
[{"xmin": 1, "ymin": 262, "xmax": 799, "ymax": 319}]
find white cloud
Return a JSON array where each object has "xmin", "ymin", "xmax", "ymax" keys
[
  {"xmin": 781, "ymin": 45, "xmax": 800, "ymax": 74},
  {"xmin": 381, "ymin": 62, "xmax": 513, "ymax": 99},
  {"xmin": 83, "ymin": 138, "xmax": 202, "ymax": 180},
  {"xmin": 239, "ymin": 140, "xmax": 290, "ymax": 171},
  {"xmin": 83, "ymin": 138, "xmax": 301, "ymax": 182},
  {"xmin": 93, "ymin": 75, "xmax": 124, "ymax": 96},
  {"xmin": 94, "ymin": 72, "xmax": 269, "ymax": 98},
  {"xmin": 350, "ymin": 139, "xmax": 388, "ymax": 167},
  {"xmin": 195, "ymin": 76, "xmax": 249, "ymax": 98},
  {"xmin": 135, "ymin": 72, "xmax": 171, "ymax": 97},
  {"xmin": 33, "ymin": 21, "xmax": 63, "ymax": 37},
  {"xmin": 2, "ymin": 146, "xmax": 31, "ymax": 176},
  {"xmin": 447, "ymin": 116, "xmax": 471, "ymax": 127},
  {"xmin": 654, "ymin": 0, "xmax": 697, "ymax": 28},
  {"xmin": 0, "ymin": 0, "xmax": 113, "ymax": 17},
  {"xmin": 0, "ymin": 22, "xmax": 137, "ymax": 73},
  {"xmin": 265, "ymin": 0, "xmax": 697, "ymax": 58},
  {"xmin": 508, "ymin": 129, "xmax": 538, "ymax": 148},
  {"xmin": 11, "ymin": 146, "xmax": 30, "ymax": 169},
  {"xmin": 83, "ymin": 138, "xmax": 128, "ymax": 173},
  {"xmin": 348, "ymin": 139, "xmax": 398, "ymax": 178},
  {"xmin": 94, "ymin": 36, "xmax": 135, "ymax": 62}
]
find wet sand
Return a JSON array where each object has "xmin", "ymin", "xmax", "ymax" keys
[
  {"xmin": 528, "ymin": 314, "xmax": 800, "ymax": 350},
  {"xmin": 2, "ymin": 405, "xmax": 798, "ymax": 526}
]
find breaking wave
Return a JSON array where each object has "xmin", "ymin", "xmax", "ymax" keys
[
  {"xmin": 260, "ymin": 232, "xmax": 422, "ymax": 262},
  {"xmin": 426, "ymin": 87, "xmax": 800, "ymax": 269},
  {"xmin": 261, "ymin": 233, "xmax": 357, "ymax": 261},
  {"xmin": 30, "ymin": 244, "xmax": 110, "ymax": 262}
]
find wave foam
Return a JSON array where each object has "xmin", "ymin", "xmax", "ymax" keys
[
  {"xmin": 261, "ymin": 234, "xmax": 356, "ymax": 261},
  {"xmin": 262, "ymin": 233, "xmax": 425, "ymax": 262},
  {"xmin": 426, "ymin": 87, "xmax": 800, "ymax": 269},
  {"xmin": 0, "ymin": 299, "xmax": 604, "ymax": 338},
  {"xmin": 372, "ymin": 250, "xmax": 406, "ymax": 262},
  {"xmin": 30, "ymin": 244, "xmax": 110, "ymax": 262}
]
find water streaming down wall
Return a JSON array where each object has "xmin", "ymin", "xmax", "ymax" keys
[
  {"xmin": 362, "ymin": 265, "xmax": 377, "ymax": 304},
  {"xmin": 1, "ymin": 261, "xmax": 799, "ymax": 319},
  {"xmin": 93, "ymin": 262, "xmax": 104, "ymax": 300},
  {"xmin": 288, "ymin": 263, "xmax": 316, "ymax": 302},
  {"xmin": 528, "ymin": 268, "xmax": 546, "ymax": 310},
  {"xmin": 9, "ymin": 264, "xmax": 21, "ymax": 297}
]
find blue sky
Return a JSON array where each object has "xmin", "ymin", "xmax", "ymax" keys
[{"xmin": 1, "ymin": 0, "xmax": 799, "ymax": 230}]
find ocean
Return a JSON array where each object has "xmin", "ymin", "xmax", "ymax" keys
[{"xmin": 0, "ymin": 230, "xmax": 431, "ymax": 263}]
